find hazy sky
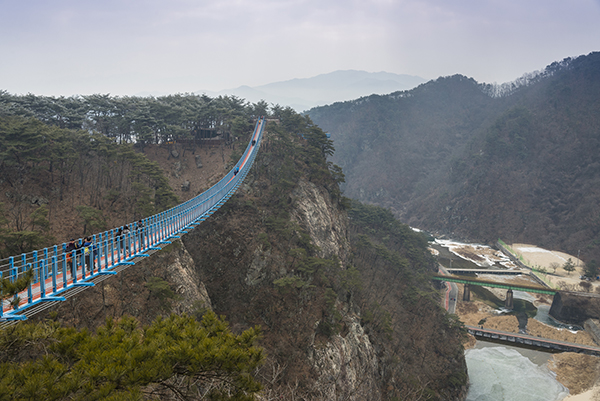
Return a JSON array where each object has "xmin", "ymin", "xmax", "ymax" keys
[{"xmin": 2, "ymin": 0, "xmax": 599, "ymax": 96}]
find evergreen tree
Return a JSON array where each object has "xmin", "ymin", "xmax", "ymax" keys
[
  {"xmin": 584, "ymin": 259, "xmax": 599, "ymax": 278},
  {"xmin": 0, "ymin": 312, "xmax": 264, "ymax": 400},
  {"xmin": 563, "ymin": 258, "xmax": 576, "ymax": 275}
]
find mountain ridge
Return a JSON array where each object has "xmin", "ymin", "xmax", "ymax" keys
[
  {"xmin": 196, "ymin": 69, "xmax": 426, "ymax": 111},
  {"xmin": 308, "ymin": 52, "xmax": 600, "ymax": 264}
]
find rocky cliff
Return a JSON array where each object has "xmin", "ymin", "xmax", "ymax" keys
[
  {"xmin": 178, "ymin": 121, "xmax": 467, "ymax": 400},
  {"xmin": 550, "ymin": 292, "xmax": 600, "ymax": 325}
]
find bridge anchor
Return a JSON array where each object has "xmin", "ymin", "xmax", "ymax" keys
[{"xmin": 463, "ymin": 283, "xmax": 471, "ymax": 302}]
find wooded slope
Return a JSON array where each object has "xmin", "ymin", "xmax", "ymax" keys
[
  {"xmin": 309, "ymin": 52, "xmax": 600, "ymax": 263},
  {"xmin": 0, "ymin": 97, "xmax": 467, "ymax": 400}
]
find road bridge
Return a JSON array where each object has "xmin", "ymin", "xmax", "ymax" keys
[
  {"xmin": 432, "ymin": 274, "xmax": 557, "ymax": 295},
  {"xmin": 445, "ymin": 268, "xmax": 528, "ymax": 275},
  {"xmin": 432, "ymin": 273, "xmax": 556, "ymax": 309},
  {"xmin": 0, "ymin": 118, "xmax": 266, "ymax": 325},
  {"xmin": 466, "ymin": 325, "xmax": 600, "ymax": 356},
  {"xmin": 438, "ymin": 266, "xmax": 458, "ymax": 313}
]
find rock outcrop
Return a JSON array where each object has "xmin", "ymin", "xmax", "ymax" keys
[
  {"xmin": 309, "ymin": 311, "xmax": 380, "ymax": 400},
  {"xmin": 291, "ymin": 178, "xmax": 350, "ymax": 261},
  {"xmin": 550, "ymin": 292, "xmax": 600, "ymax": 325}
]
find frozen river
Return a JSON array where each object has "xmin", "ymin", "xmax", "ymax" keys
[
  {"xmin": 466, "ymin": 341, "xmax": 568, "ymax": 401},
  {"xmin": 430, "ymin": 238, "xmax": 571, "ymax": 400}
]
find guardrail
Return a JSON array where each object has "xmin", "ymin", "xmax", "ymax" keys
[
  {"xmin": 431, "ymin": 274, "xmax": 557, "ymax": 295},
  {"xmin": 0, "ymin": 117, "xmax": 265, "ymax": 322},
  {"xmin": 466, "ymin": 325, "xmax": 600, "ymax": 356}
]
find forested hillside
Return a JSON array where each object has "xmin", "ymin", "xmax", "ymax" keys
[
  {"xmin": 309, "ymin": 52, "xmax": 600, "ymax": 264},
  {"xmin": 0, "ymin": 116, "xmax": 178, "ymax": 256},
  {"xmin": 0, "ymin": 94, "xmax": 467, "ymax": 400}
]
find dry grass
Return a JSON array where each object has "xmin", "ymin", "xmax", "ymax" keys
[
  {"xmin": 456, "ymin": 299, "xmax": 597, "ymax": 345},
  {"xmin": 549, "ymin": 353, "xmax": 600, "ymax": 396}
]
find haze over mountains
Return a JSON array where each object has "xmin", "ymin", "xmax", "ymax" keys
[
  {"xmin": 308, "ymin": 52, "xmax": 600, "ymax": 264},
  {"xmin": 195, "ymin": 70, "xmax": 426, "ymax": 111}
]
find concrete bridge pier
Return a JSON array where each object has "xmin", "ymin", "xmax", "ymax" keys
[
  {"xmin": 463, "ymin": 284, "xmax": 471, "ymax": 302},
  {"xmin": 505, "ymin": 289, "xmax": 514, "ymax": 309}
]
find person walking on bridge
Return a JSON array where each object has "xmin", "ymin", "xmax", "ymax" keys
[
  {"xmin": 136, "ymin": 219, "xmax": 145, "ymax": 249},
  {"xmin": 82, "ymin": 237, "xmax": 93, "ymax": 273},
  {"xmin": 65, "ymin": 239, "xmax": 77, "ymax": 277}
]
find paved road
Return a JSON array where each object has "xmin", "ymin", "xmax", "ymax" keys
[{"xmin": 439, "ymin": 264, "xmax": 458, "ymax": 314}]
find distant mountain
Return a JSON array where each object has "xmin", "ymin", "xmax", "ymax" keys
[
  {"xmin": 308, "ymin": 52, "xmax": 600, "ymax": 263},
  {"xmin": 196, "ymin": 70, "xmax": 426, "ymax": 111}
]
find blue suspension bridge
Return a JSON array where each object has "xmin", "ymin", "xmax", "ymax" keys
[{"xmin": 0, "ymin": 117, "xmax": 266, "ymax": 325}]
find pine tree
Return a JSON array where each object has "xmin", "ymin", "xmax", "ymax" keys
[
  {"xmin": 0, "ymin": 312, "xmax": 264, "ymax": 400},
  {"xmin": 563, "ymin": 258, "xmax": 576, "ymax": 275}
]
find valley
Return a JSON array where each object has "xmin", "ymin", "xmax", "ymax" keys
[
  {"xmin": 309, "ymin": 52, "xmax": 600, "ymax": 266},
  {"xmin": 2, "ymin": 51, "xmax": 600, "ymax": 400},
  {"xmin": 433, "ymin": 238, "xmax": 600, "ymax": 400}
]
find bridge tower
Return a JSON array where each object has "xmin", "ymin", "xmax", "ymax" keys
[
  {"xmin": 462, "ymin": 283, "xmax": 471, "ymax": 302},
  {"xmin": 505, "ymin": 289, "xmax": 514, "ymax": 309}
]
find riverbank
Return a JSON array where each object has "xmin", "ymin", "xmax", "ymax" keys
[
  {"xmin": 562, "ymin": 386, "xmax": 600, "ymax": 401},
  {"xmin": 549, "ymin": 353, "xmax": 600, "ymax": 400},
  {"xmin": 458, "ymin": 301, "xmax": 600, "ymax": 398},
  {"xmin": 457, "ymin": 300, "xmax": 597, "ymax": 346}
]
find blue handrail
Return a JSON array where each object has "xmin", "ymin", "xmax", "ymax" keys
[{"xmin": 0, "ymin": 117, "xmax": 265, "ymax": 322}]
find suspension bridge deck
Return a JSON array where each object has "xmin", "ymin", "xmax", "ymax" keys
[{"xmin": 0, "ymin": 118, "xmax": 266, "ymax": 325}]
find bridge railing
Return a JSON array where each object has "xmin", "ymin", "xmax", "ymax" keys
[{"xmin": 0, "ymin": 117, "xmax": 265, "ymax": 321}]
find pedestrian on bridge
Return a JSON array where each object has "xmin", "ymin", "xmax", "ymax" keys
[
  {"xmin": 82, "ymin": 237, "xmax": 94, "ymax": 273},
  {"xmin": 65, "ymin": 239, "xmax": 77, "ymax": 277},
  {"xmin": 122, "ymin": 225, "xmax": 130, "ymax": 257},
  {"xmin": 136, "ymin": 219, "xmax": 145, "ymax": 248}
]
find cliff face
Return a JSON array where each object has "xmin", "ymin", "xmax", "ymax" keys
[
  {"xmin": 179, "ymin": 123, "xmax": 467, "ymax": 400},
  {"xmin": 283, "ymin": 177, "xmax": 381, "ymax": 399},
  {"xmin": 181, "ymin": 157, "xmax": 385, "ymax": 399},
  {"xmin": 309, "ymin": 314, "xmax": 380, "ymax": 400},
  {"xmin": 290, "ymin": 178, "xmax": 350, "ymax": 261}
]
